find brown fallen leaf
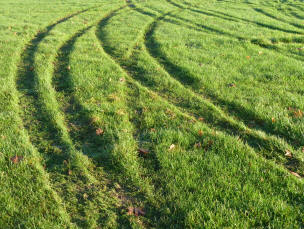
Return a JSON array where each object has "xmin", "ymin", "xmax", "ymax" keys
[
  {"xmin": 127, "ymin": 207, "xmax": 145, "ymax": 216},
  {"xmin": 150, "ymin": 128, "xmax": 156, "ymax": 132},
  {"xmin": 169, "ymin": 144, "xmax": 175, "ymax": 150},
  {"xmin": 246, "ymin": 56, "xmax": 251, "ymax": 59},
  {"xmin": 68, "ymin": 169, "xmax": 72, "ymax": 175},
  {"xmin": 10, "ymin": 155, "xmax": 24, "ymax": 164},
  {"xmin": 119, "ymin": 77, "xmax": 125, "ymax": 82},
  {"xmin": 96, "ymin": 128, "xmax": 104, "ymax": 135},
  {"xmin": 285, "ymin": 150, "xmax": 292, "ymax": 158},
  {"xmin": 138, "ymin": 148, "xmax": 149, "ymax": 156},
  {"xmin": 271, "ymin": 117, "xmax": 276, "ymax": 123},
  {"xmin": 302, "ymin": 147, "xmax": 304, "ymax": 153},
  {"xmin": 67, "ymin": 65, "xmax": 71, "ymax": 70},
  {"xmin": 198, "ymin": 117, "xmax": 204, "ymax": 122},
  {"xmin": 290, "ymin": 171, "xmax": 301, "ymax": 178},
  {"xmin": 293, "ymin": 109, "xmax": 303, "ymax": 118},
  {"xmin": 198, "ymin": 130, "xmax": 203, "ymax": 137}
]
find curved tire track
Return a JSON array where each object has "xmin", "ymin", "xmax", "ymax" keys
[
  {"xmin": 16, "ymin": 6, "xmax": 132, "ymax": 227},
  {"xmin": 15, "ymin": 8, "xmax": 99, "ymax": 226},
  {"xmin": 102, "ymin": 3, "xmax": 304, "ymax": 176}
]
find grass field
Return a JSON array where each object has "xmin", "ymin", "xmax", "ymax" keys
[{"xmin": 0, "ymin": 0, "xmax": 303, "ymax": 228}]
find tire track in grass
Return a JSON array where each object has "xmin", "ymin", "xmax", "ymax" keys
[
  {"xmin": 131, "ymin": 2, "xmax": 303, "ymax": 64},
  {"xmin": 253, "ymin": 8, "xmax": 304, "ymax": 31},
  {"xmin": 141, "ymin": 3, "xmax": 304, "ymax": 64},
  {"xmin": 166, "ymin": 0, "xmax": 304, "ymax": 35},
  {"xmin": 128, "ymin": 6, "xmax": 233, "ymax": 41},
  {"xmin": 112, "ymin": 4, "xmax": 304, "ymax": 176},
  {"xmin": 53, "ymin": 24, "xmax": 141, "ymax": 228},
  {"xmin": 142, "ymin": 8, "xmax": 304, "ymax": 174},
  {"xmin": 139, "ymin": 8, "xmax": 304, "ymax": 148},
  {"xmin": 95, "ymin": 6, "xmax": 206, "ymax": 226},
  {"xmin": 96, "ymin": 6, "xmax": 304, "ymax": 226},
  {"xmin": 16, "ymin": 6, "xmax": 132, "ymax": 227},
  {"xmin": 143, "ymin": 13, "xmax": 304, "ymax": 148},
  {"xmin": 15, "ymin": 8, "xmax": 98, "ymax": 227},
  {"xmin": 131, "ymin": 5, "xmax": 304, "ymax": 145},
  {"xmin": 53, "ymin": 15, "xmax": 168, "ymax": 226}
]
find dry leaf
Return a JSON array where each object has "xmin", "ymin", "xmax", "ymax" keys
[
  {"xmin": 285, "ymin": 150, "xmax": 292, "ymax": 158},
  {"xmin": 293, "ymin": 109, "xmax": 303, "ymax": 118},
  {"xmin": 119, "ymin": 77, "xmax": 125, "ymax": 82},
  {"xmin": 67, "ymin": 65, "xmax": 71, "ymax": 70},
  {"xmin": 246, "ymin": 56, "xmax": 251, "ymax": 59},
  {"xmin": 169, "ymin": 144, "xmax": 175, "ymax": 150},
  {"xmin": 96, "ymin": 128, "xmax": 104, "ymax": 135},
  {"xmin": 302, "ymin": 147, "xmax": 304, "ymax": 153},
  {"xmin": 150, "ymin": 128, "xmax": 156, "ymax": 132},
  {"xmin": 10, "ymin": 155, "xmax": 24, "ymax": 164},
  {"xmin": 138, "ymin": 148, "xmax": 149, "ymax": 156},
  {"xmin": 198, "ymin": 117, "xmax": 204, "ymax": 122},
  {"xmin": 127, "ymin": 207, "xmax": 145, "ymax": 216},
  {"xmin": 68, "ymin": 170, "xmax": 72, "ymax": 175},
  {"xmin": 271, "ymin": 117, "xmax": 276, "ymax": 123},
  {"xmin": 198, "ymin": 130, "xmax": 203, "ymax": 137},
  {"xmin": 290, "ymin": 171, "xmax": 301, "ymax": 178}
]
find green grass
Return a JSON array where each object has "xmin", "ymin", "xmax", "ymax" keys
[{"xmin": 0, "ymin": 0, "xmax": 303, "ymax": 228}]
